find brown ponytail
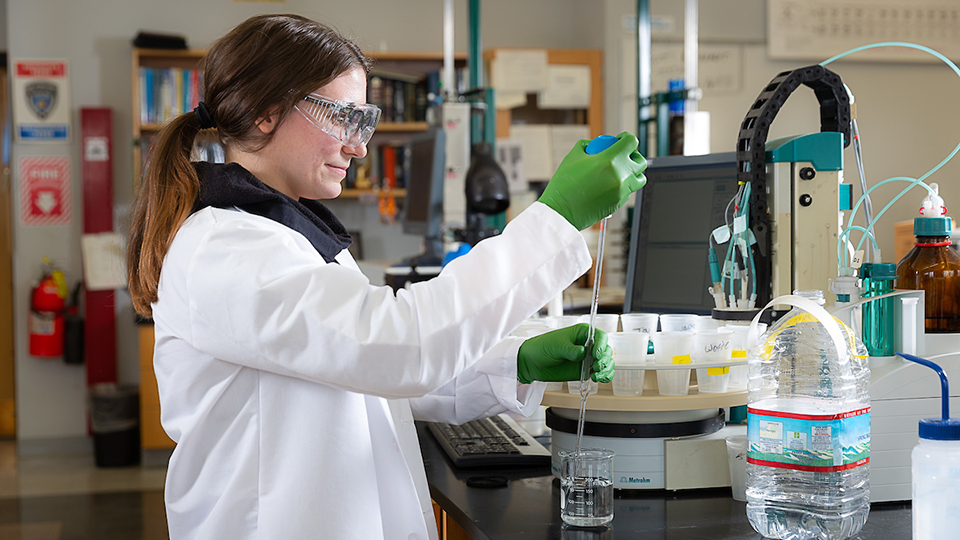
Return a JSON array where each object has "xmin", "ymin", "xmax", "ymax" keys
[
  {"xmin": 127, "ymin": 113, "xmax": 203, "ymax": 316},
  {"xmin": 126, "ymin": 14, "xmax": 370, "ymax": 316}
]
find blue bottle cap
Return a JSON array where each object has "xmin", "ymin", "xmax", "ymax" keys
[
  {"xmin": 585, "ymin": 134, "xmax": 619, "ymax": 155},
  {"xmin": 668, "ymin": 78, "xmax": 685, "ymax": 114},
  {"xmin": 918, "ymin": 418, "xmax": 960, "ymax": 441},
  {"xmin": 897, "ymin": 353, "xmax": 960, "ymax": 440},
  {"xmin": 914, "ymin": 216, "xmax": 952, "ymax": 236}
]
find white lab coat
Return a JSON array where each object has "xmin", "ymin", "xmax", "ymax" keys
[{"xmin": 151, "ymin": 201, "xmax": 591, "ymax": 540}]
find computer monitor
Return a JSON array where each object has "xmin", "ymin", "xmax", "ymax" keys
[
  {"xmin": 402, "ymin": 128, "xmax": 446, "ymax": 266},
  {"xmin": 624, "ymin": 152, "xmax": 741, "ymax": 315}
]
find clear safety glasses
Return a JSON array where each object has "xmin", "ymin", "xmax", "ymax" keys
[{"xmin": 295, "ymin": 93, "xmax": 381, "ymax": 147}]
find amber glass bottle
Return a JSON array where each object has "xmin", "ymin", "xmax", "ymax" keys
[{"xmin": 895, "ymin": 216, "xmax": 960, "ymax": 333}]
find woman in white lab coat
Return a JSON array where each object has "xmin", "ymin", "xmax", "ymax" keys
[{"xmin": 126, "ymin": 14, "xmax": 646, "ymax": 540}]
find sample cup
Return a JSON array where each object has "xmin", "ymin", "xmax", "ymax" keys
[
  {"xmin": 651, "ymin": 331, "xmax": 694, "ymax": 396},
  {"xmin": 510, "ymin": 318, "xmax": 556, "ymax": 337},
  {"xmin": 550, "ymin": 315, "xmax": 585, "ymax": 330},
  {"xmin": 619, "ymin": 313, "xmax": 659, "ymax": 334},
  {"xmin": 725, "ymin": 435, "xmax": 748, "ymax": 502},
  {"xmin": 608, "ymin": 332, "xmax": 649, "ymax": 397},
  {"xmin": 658, "ymin": 314, "xmax": 699, "ymax": 332},
  {"xmin": 694, "ymin": 328, "xmax": 734, "ymax": 394},
  {"xmin": 568, "ymin": 380, "xmax": 599, "ymax": 395},
  {"xmin": 723, "ymin": 323, "xmax": 766, "ymax": 391},
  {"xmin": 580, "ymin": 314, "xmax": 620, "ymax": 333},
  {"xmin": 560, "ymin": 448, "xmax": 615, "ymax": 527},
  {"xmin": 695, "ymin": 315, "xmax": 721, "ymax": 331}
]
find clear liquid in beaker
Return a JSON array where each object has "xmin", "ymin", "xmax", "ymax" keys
[{"xmin": 559, "ymin": 448, "xmax": 615, "ymax": 527}]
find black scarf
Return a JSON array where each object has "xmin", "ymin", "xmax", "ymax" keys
[{"xmin": 191, "ymin": 162, "xmax": 352, "ymax": 263}]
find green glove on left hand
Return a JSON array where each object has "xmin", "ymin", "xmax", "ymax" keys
[{"xmin": 516, "ymin": 323, "xmax": 615, "ymax": 385}]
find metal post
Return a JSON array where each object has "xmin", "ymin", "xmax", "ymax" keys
[
  {"xmin": 657, "ymin": 99, "xmax": 670, "ymax": 158},
  {"xmin": 637, "ymin": 0, "xmax": 651, "ymax": 156},
  {"xmin": 685, "ymin": 0, "xmax": 699, "ymax": 114},
  {"xmin": 469, "ymin": 0, "xmax": 484, "ymax": 145},
  {"xmin": 443, "ymin": 0, "xmax": 455, "ymax": 101}
]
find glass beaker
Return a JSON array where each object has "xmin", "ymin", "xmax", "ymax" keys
[{"xmin": 559, "ymin": 448, "xmax": 615, "ymax": 527}]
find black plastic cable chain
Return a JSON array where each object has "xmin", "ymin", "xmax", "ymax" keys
[{"xmin": 735, "ymin": 65, "xmax": 851, "ymax": 305}]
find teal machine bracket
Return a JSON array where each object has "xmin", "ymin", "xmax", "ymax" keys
[{"xmin": 466, "ymin": 0, "xmax": 505, "ymax": 231}]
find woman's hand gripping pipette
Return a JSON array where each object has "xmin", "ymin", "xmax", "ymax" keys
[
  {"xmin": 516, "ymin": 131, "xmax": 645, "ymax": 387},
  {"xmin": 516, "ymin": 324, "xmax": 614, "ymax": 384},
  {"xmin": 538, "ymin": 132, "xmax": 647, "ymax": 455}
]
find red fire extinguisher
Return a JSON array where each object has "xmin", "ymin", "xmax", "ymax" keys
[{"xmin": 29, "ymin": 258, "xmax": 68, "ymax": 357}]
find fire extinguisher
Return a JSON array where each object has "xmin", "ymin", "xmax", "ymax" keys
[{"xmin": 29, "ymin": 257, "xmax": 68, "ymax": 358}]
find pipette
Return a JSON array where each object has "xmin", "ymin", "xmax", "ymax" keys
[{"xmin": 574, "ymin": 135, "xmax": 619, "ymax": 457}]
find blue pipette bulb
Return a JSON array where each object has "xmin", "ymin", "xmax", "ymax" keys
[{"xmin": 585, "ymin": 134, "xmax": 619, "ymax": 155}]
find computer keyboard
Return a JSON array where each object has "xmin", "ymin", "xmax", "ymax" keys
[{"xmin": 428, "ymin": 413, "xmax": 551, "ymax": 468}]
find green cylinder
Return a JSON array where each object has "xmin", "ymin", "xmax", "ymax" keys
[{"xmin": 861, "ymin": 262, "xmax": 896, "ymax": 356}]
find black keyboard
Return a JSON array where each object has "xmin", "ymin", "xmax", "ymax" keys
[{"xmin": 428, "ymin": 413, "xmax": 551, "ymax": 468}]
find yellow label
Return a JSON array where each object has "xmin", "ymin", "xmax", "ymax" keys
[
  {"xmin": 731, "ymin": 350, "xmax": 747, "ymax": 358},
  {"xmin": 672, "ymin": 354, "xmax": 691, "ymax": 365},
  {"xmin": 51, "ymin": 270, "xmax": 68, "ymax": 299},
  {"xmin": 707, "ymin": 366, "xmax": 730, "ymax": 375}
]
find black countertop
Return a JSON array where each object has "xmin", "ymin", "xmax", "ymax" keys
[{"xmin": 417, "ymin": 423, "xmax": 912, "ymax": 540}]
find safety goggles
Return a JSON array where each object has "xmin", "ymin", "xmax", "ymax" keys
[{"xmin": 295, "ymin": 93, "xmax": 381, "ymax": 147}]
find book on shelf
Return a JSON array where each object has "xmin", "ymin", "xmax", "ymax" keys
[
  {"xmin": 367, "ymin": 69, "xmax": 441, "ymax": 124},
  {"xmin": 138, "ymin": 66, "xmax": 202, "ymax": 125},
  {"xmin": 344, "ymin": 142, "xmax": 410, "ymax": 191}
]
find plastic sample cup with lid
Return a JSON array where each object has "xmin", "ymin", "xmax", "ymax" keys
[
  {"xmin": 568, "ymin": 380, "xmax": 598, "ymax": 395},
  {"xmin": 694, "ymin": 328, "xmax": 734, "ymax": 393},
  {"xmin": 559, "ymin": 448, "xmax": 615, "ymax": 527},
  {"xmin": 510, "ymin": 318, "xmax": 555, "ymax": 338},
  {"xmin": 695, "ymin": 315, "xmax": 721, "ymax": 331},
  {"xmin": 725, "ymin": 434, "xmax": 748, "ymax": 502},
  {"xmin": 579, "ymin": 313, "xmax": 620, "ymax": 333},
  {"xmin": 651, "ymin": 331, "xmax": 694, "ymax": 396},
  {"xmin": 724, "ymin": 324, "xmax": 766, "ymax": 391},
  {"xmin": 620, "ymin": 313, "xmax": 659, "ymax": 333},
  {"xmin": 549, "ymin": 315, "xmax": 584, "ymax": 329},
  {"xmin": 659, "ymin": 314, "xmax": 699, "ymax": 332},
  {"xmin": 608, "ymin": 332, "xmax": 649, "ymax": 396}
]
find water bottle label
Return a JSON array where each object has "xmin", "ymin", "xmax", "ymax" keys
[{"xmin": 746, "ymin": 406, "xmax": 870, "ymax": 472}]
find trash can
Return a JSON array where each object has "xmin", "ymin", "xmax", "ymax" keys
[{"xmin": 89, "ymin": 384, "xmax": 140, "ymax": 467}]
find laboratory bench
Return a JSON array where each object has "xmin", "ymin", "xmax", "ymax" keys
[{"xmin": 417, "ymin": 423, "xmax": 912, "ymax": 540}]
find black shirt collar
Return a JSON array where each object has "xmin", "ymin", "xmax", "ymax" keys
[{"xmin": 191, "ymin": 161, "xmax": 352, "ymax": 263}]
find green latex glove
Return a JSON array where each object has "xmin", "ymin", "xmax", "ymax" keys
[
  {"xmin": 517, "ymin": 323, "xmax": 615, "ymax": 385},
  {"xmin": 538, "ymin": 132, "xmax": 647, "ymax": 230}
]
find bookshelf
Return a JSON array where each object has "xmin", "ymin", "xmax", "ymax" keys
[
  {"xmin": 353, "ymin": 51, "xmax": 468, "ymax": 195},
  {"xmin": 131, "ymin": 48, "xmax": 206, "ymax": 187},
  {"xmin": 132, "ymin": 48, "xmax": 465, "ymax": 193}
]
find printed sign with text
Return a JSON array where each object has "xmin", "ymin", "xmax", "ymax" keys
[{"xmin": 13, "ymin": 59, "xmax": 71, "ymax": 142}]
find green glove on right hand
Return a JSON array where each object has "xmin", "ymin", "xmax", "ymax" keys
[
  {"xmin": 538, "ymin": 132, "xmax": 647, "ymax": 230},
  {"xmin": 517, "ymin": 323, "xmax": 614, "ymax": 385}
]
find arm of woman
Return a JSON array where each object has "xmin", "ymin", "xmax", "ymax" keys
[
  {"xmin": 406, "ymin": 336, "xmax": 546, "ymax": 424},
  {"xmin": 154, "ymin": 202, "xmax": 591, "ymax": 399}
]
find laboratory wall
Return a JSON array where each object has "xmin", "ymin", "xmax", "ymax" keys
[{"xmin": 7, "ymin": 0, "xmax": 960, "ymax": 447}]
